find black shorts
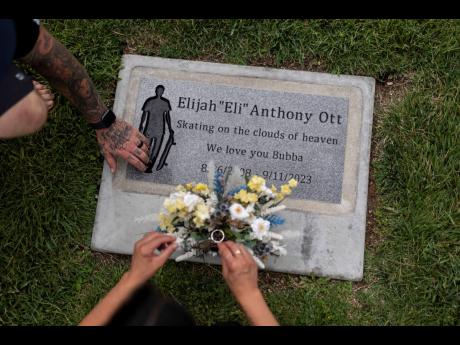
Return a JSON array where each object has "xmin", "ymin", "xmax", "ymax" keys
[{"xmin": 0, "ymin": 19, "xmax": 40, "ymax": 115}]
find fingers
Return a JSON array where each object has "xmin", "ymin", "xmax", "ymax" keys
[
  {"xmin": 139, "ymin": 234, "xmax": 176, "ymax": 256},
  {"xmin": 136, "ymin": 138, "xmax": 150, "ymax": 153},
  {"xmin": 139, "ymin": 231, "xmax": 160, "ymax": 244},
  {"xmin": 226, "ymin": 241, "xmax": 245, "ymax": 259},
  {"xmin": 134, "ymin": 231, "xmax": 161, "ymax": 252},
  {"xmin": 155, "ymin": 241, "xmax": 178, "ymax": 266},
  {"xmin": 115, "ymin": 138, "xmax": 149, "ymax": 171},
  {"xmin": 128, "ymin": 142, "xmax": 150, "ymax": 164},
  {"xmin": 104, "ymin": 151, "xmax": 117, "ymax": 173},
  {"xmin": 218, "ymin": 242, "xmax": 231, "ymax": 276},
  {"xmin": 135, "ymin": 131, "xmax": 150, "ymax": 148},
  {"xmin": 136, "ymin": 140, "xmax": 149, "ymax": 155},
  {"xmin": 218, "ymin": 242, "xmax": 234, "ymax": 262},
  {"xmin": 119, "ymin": 150, "xmax": 147, "ymax": 172}
]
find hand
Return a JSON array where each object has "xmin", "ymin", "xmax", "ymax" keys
[
  {"xmin": 218, "ymin": 241, "xmax": 259, "ymax": 302},
  {"xmin": 125, "ymin": 232, "xmax": 177, "ymax": 289},
  {"xmin": 96, "ymin": 119, "xmax": 151, "ymax": 173}
]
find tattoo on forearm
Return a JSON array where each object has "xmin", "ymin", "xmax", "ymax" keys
[{"xmin": 20, "ymin": 26, "xmax": 106, "ymax": 123}]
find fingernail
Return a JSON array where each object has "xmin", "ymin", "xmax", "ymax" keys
[{"xmin": 111, "ymin": 169, "xmax": 115, "ymax": 174}]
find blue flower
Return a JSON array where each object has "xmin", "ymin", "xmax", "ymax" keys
[
  {"xmin": 214, "ymin": 171, "xmax": 224, "ymax": 195},
  {"xmin": 227, "ymin": 185, "xmax": 247, "ymax": 196},
  {"xmin": 263, "ymin": 215, "xmax": 285, "ymax": 226}
]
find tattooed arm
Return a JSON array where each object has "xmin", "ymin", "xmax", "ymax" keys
[{"xmin": 20, "ymin": 24, "xmax": 150, "ymax": 172}]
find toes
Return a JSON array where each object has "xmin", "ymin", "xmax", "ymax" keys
[{"xmin": 33, "ymin": 81, "xmax": 45, "ymax": 90}]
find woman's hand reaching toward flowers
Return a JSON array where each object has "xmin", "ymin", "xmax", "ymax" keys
[
  {"xmin": 125, "ymin": 232, "xmax": 178, "ymax": 289},
  {"xmin": 218, "ymin": 241, "xmax": 279, "ymax": 326}
]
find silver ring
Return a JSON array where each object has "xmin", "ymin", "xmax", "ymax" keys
[{"xmin": 210, "ymin": 229, "xmax": 225, "ymax": 243}]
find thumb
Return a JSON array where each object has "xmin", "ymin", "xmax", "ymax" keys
[
  {"xmin": 156, "ymin": 242, "xmax": 178, "ymax": 266},
  {"xmin": 105, "ymin": 151, "xmax": 117, "ymax": 173}
]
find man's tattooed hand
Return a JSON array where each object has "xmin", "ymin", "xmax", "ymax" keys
[{"xmin": 97, "ymin": 119, "xmax": 150, "ymax": 173}]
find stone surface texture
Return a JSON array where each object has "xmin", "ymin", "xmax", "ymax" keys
[{"xmin": 92, "ymin": 55, "xmax": 375, "ymax": 281}]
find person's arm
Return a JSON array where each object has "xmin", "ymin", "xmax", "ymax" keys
[
  {"xmin": 19, "ymin": 24, "xmax": 150, "ymax": 173},
  {"xmin": 79, "ymin": 272, "xmax": 139, "ymax": 326},
  {"xmin": 80, "ymin": 232, "xmax": 177, "ymax": 326},
  {"xmin": 218, "ymin": 241, "xmax": 279, "ymax": 326}
]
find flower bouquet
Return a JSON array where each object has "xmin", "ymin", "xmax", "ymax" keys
[{"xmin": 149, "ymin": 162, "xmax": 297, "ymax": 269}]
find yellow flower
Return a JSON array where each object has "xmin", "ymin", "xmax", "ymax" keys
[
  {"xmin": 195, "ymin": 204, "xmax": 210, "ymax": 222},
  {"xmin": 275, "ymin": 193, "xmax": 284, "ymax": 202},
  {"xmin": 288, "ymin": 178, "xmax": 298, "ymax": 188},
  {"xmin": 163, "ymin": 199, "xmax": 177, "ymax": 214},
  {"xmin": 193, "ymin": 183, "xmax": 209, "ymax": 195},
  {"xmin": 247, "ymin": 175, "xmax": 266, "ymax": 192},
  {"xmin": 175, "ymin": 184, "xmax": 186, "ymax": 192},
  {"xmin": 164, "ymin": 197, "xmax": 187, "ymax": 214},
  {"xmin": 185, "ymin": 183, "xmax": 193, "ymax": 191},
  {"xmin": 175, "ymin": 198, "xmax": 186, "ymax": 211},
  {"xmin": 280, "ymin": 184, "xmax": 292, "ymax": 195},
  {"xmin": 159, "ymin": 213, "xmax": 174, "ymax": 232},
  {"xmin": 270, "ymin": 184, "xmax": 277, "ymax": 193},
  {"xmin": 235, "ymin": 189, "xmax": 248, "ymax": 202},
  {"xmin": 177, "ymin": 209, "xmax": 188, "ymax": 218},
  {"xmin": 234, "ymin": 190, "xmax": 258, "ymax": 204},
  {"xmin": 193, "ymin": 216, "xmax": 205, "ymax": 227},
  {"xmin": 247, "ymin": 193, "xmax": 258, "ymax": 203}
]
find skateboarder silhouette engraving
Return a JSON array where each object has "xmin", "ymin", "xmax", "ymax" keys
[{"xmin": 138, "ymin": 85, "xmax": 176, "ymax": 173}]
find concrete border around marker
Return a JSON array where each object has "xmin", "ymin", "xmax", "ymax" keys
[{"xmin": 92, "ymin": 55, "xmax": 375, "ymax": 281}]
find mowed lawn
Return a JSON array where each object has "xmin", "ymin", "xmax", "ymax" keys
[{"xmin": 0, "ymin": 19, "xmax": 458, "ymax": 325}]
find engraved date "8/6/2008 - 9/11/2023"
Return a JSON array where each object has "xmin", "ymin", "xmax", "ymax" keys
[{"xmin": 200, "ymin": 163, "xmax": 312, "ymax": 185}]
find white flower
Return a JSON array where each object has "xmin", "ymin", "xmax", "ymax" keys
[
  {"xmin": 261, "ymin": 185, "xmax": 275, "ymax": 198},
  {"xmin": 205, "ymin": 192, "xmax": 218, "ymax": 212},
  {"xmin": 250, "ymin": 218, "xmax": 270, "ymax": 241},
  {"xmin": 245, "ymin": 203, "xmax": 255, "ymax": 214},
  {"xmin": 271, "ymin": 241, "xmax": 287, "ymax": 256},
  {"xmin": 170, "ymin": 191, "xmax": 186, "ymax": 200},
  {"xmin": 195, "ymin": 204, "xmax": 211, "ymax": 222},
  {"xmin": 183, "ymin": 192, "xmax": 202, "ymax": 211},
  {"xmin": 229, "ymin": 203, "xmax": 250, "ymax": 220}
]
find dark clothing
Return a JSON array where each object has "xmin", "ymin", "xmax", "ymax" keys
[
  {"xmin": 108, "ymin": 283, "xmax": 195, "ymax": 326},
  {"xmin": 0, "ymin": 19, "xmax": 40, "ymax": 115}
]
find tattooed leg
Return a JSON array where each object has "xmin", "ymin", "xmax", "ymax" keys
[{"xmin": 19, "ymin": 25, "xmax": 106, "ymax": 123}]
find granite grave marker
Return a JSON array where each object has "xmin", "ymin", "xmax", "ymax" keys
[{"xmin": 92, "ymin": 55, "xmax": 375, "ymax": 281}]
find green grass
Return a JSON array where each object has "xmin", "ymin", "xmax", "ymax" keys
[{"xmin": 1, "ymin": 19, "xmax": 459, "ymax": 325}]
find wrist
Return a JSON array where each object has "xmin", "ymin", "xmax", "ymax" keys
[
  {"xmin": 90, "ymin": 109, "xmax": 116, "ymax": 130},
  {"xmin": 234, "ymin": 287, "xmax": 263, "ymax": 307},
  {"xmin": 235, "ymin": 288, "xmax": 279, "ymax": 326},
  {"xmin": 120, "ymin": 271, "xmax": 143, "ymax": 292}
]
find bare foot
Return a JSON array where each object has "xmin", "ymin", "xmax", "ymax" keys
[{"xmin": 33, "ymin": 81, "xmax": 54, "ymax": 110}]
